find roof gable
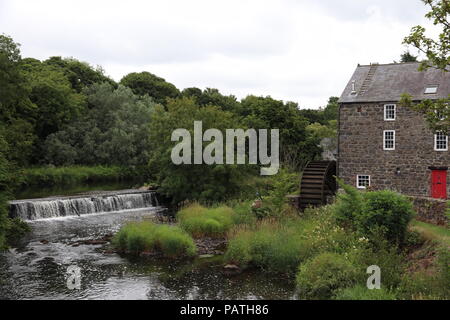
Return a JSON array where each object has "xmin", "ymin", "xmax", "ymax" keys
[{"xmin": 338, "ymin": 62, "xmax": 450, "ymax": 103}]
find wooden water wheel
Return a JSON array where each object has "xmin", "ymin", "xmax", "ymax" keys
[{"xmin": 299, "ymin": 160, "xmax": 337, "ymax": 210}]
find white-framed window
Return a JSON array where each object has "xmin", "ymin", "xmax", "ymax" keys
[
  {"xmin": 357, "ymin": 175, "xmax": 371, "ymax": 189},
  {"xmin": 434, "ymin": 132, "xmax": 448, "ymax": 151},
  {"xmin": 383, "ymin": 130, "xmax": 395, "ymax": 150},
  {"xmin": 384, "ymin": 104, "xmax": 396, "ymax": 121}
]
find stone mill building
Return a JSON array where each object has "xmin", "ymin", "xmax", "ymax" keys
[{"xmin": 338, "ymin": 62, "xmax": 450, "ymax": 200}]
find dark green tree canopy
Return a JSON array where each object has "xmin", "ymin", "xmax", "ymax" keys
[
  {"xmin": 44, "ymin": 56, "xmax": 116, "ymax": 92},
  {"xmin": 120, "ymin": 71, "xmax": 180, "ymax": 104}
]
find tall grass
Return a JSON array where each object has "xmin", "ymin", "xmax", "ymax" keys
[
  {"xmin": 112, "ymin": 221, "xmax": 196, "ymax": 258},
  {"xmin": 225, "ymin": 206, "xmax": 361, "ymax": 274},
  {"xmin": 177, "ymin": 203, "xmax": 236, "ymax": 238}
]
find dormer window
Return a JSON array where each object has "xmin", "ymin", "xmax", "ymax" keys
[{"xmin": 425, "ymin": 86, "xmax": 438, "ymax": 94}]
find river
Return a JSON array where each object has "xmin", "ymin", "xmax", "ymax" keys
[{"xmin": 0, "ymin": 189, "xmax": 296, "ymax": 300}]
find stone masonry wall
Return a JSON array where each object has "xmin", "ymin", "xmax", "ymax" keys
[
  {"xmin": 410, "ymin": 196, "xmax": 448, "ymax": 226},
  {"xmin": 338, "ymin": 102, "xmax": 450, "ymax": 197}
]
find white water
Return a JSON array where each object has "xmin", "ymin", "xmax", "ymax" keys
[{"xmin": 9, "ymin": 191, "xmax": 158, "ymax": 220}]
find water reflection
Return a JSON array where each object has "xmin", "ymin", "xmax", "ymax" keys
[{"xmin": 0, "ymin": 208, "xmax": 296, "ymax": 300}]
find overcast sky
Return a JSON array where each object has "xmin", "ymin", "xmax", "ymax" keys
[{"xmin": 0, "ymin": 0, "xmax": 436, "ymax": 108}]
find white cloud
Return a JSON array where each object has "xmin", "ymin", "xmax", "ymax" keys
[{"xmin": 0, "ymin": 0, "xmax": 435, "ymax": 108}]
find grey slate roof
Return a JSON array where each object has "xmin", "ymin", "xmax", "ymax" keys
[{"xmin": 338, "ymin": 62, "xmax": 450, "ymax": 103}]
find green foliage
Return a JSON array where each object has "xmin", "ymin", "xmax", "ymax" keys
[
  {"xmin": 358, "ymin": 191, "xmax": 415, "ymax": 244},
  {"xmin": 112, "ymin": 221, "xmax": 196, "ymax": 258},
  {"xmin": 240, "ymin": 95, "xmax": 320, "ymax": 170},
  {"xmin": 400, "ymin": 51, "xmax": 418, "ymax": 63},
  {"xmin": 44, "ymin": 56, "xmax": 116, "ymax": 92},
  {"xmin": 43, "ymin": 83, "xmax": 156, "ymax": 166},
  {"xmin": 398, "ymin": 249, "xmax": 450, "ymax": 300},
  {"xmin": 120, "ymin": 71, "xmax": 180, "ymax": 105},
  {"xmin": 334, "ymin": 285, "xmax": 397, "ymax": 300},
  {"xmin": 177, "ymin": 204, "xmax": 235, "ymax": 238},
  {"xmin": 334, "ymin": 179, "xmax": 415, "ymax": 244},
  {"xmin": 0, "ymin": 135, "xmax": 30, "ymax": 250},
  {"xmin": 148, "ymin": 97, "xmax": 253, "ymax": 204},
  {"xmin": 230, "ymin": 202, "xmax": 258, "ymax": 225},
  {"xmin": 402, "ymin": 0, "xmax": 450, "ymax": 132},
  {"xmin": 403, "ymin": 0, "xmax": 450, "ymax": 72},
  {"xmin": 225, "ymin": 220, "xmax": 316, "ymax": 273},
  {"xmin": 263, "ymin": 169, "xmax": 299, "ymax": 217},
  {"xmin": 334, "ymin": 177, "xmax": 365, "ymax": 226},
  {"xmin": 296, "ymin": 252, "xmax": 358, "ymax": 300},
  {"xmin": 18, "ymin": 166, "xmax": 141, "ymax": 188},
  {"xmin": 21, "ymin": 58, "xmax": 87, "ymax": 143},
  {"xmin": 225, "ymin": 206, "xmax": 360, "ymax": 274},
  {"xmin": 182, "ymin": 87, "xmax": 242, "ymax": 114}
]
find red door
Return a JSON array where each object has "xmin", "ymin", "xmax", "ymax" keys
[{"xmin": 431, "ymin": 170, "xmax": 447, "ymax": 199}]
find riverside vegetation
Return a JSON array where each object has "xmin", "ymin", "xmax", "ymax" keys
[{"xmin": 112, "ymin": 174, "xmax": 449, "ymax": 300}]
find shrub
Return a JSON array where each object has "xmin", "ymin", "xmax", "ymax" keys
[
  {"xmin": 112, "ymin": 221, "xmax": 196, "ymax": 258},
  {"xmin": 334, "ymin": 177, "xmax": 365, "ymax": 226},
  {"xmin": 296, "ymin": 252, "xmax": 358, "ymax": 300},
  {"xmin": 358, "ymin": 191, "xmax": 415, "ymax": 244},
  {"xmin": 334, "ymin": 285, "xmax": 397, "ymax": 300},
  {"xmin": 177, "ymin": 204, "xmax": 235, "ymax": 238},
  {"xmin": 334, "ymin": 179, "xmax": 414, "ymax": 244}
]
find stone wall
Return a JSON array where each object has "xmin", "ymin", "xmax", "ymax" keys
[
  {"xmin": 410, "ymin": 196, "xmax": 448, "ymax": 226},
  {"xmin": 338, "ymin": 102, "xmax": 450, "ymax": 197}
]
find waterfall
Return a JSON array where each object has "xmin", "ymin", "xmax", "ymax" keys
[{"xmin": 9, "ymin": 191, "xmax": 158, "ymax": 221}]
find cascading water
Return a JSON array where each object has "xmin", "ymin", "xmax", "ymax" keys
[{"xmin": 9, "ymin": 190, "xmax": 158, "ymax": 220}]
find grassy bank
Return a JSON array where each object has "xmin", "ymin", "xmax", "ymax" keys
[
  {"xmin": 112, "ymin": 221, "xmax": 196, "ymax": 258},
  {"xmin": 410, "ymin": 220, "xmax": 450, "ymax": 247},
  {"xmin": 17, "ymin": 165, "xmax": 151, "ymax": 188}
]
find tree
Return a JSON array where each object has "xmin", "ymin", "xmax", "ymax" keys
[
  {"xmin": 148, "ymin": 97, "xmax": 253, "ymax": 204},
  {"xmin": 0, "ymin": 35, "xmax": 37, "ymax": 165},
  {"xmin": 120, "ymin": 71, "xmax": 180, "ymax": 105},
  {"xmin": 44, "ymin": 83, "xmax": 157, "ymax": 166},
  {"xmin": 402, "ymin": 0, "xmax": 450, "ymax": 133},
  {"xmin": 21, "ymin": 58, "xmax": 87, "ymax": 148},
  {"xmin": 241, "ymin": 95, "xmax": 321, "ymax": 170},
  {"xmin": 400, "ymin": 51, "xmax": 418, "ymax": 63},
  {"xmin": 45, "ymin": 56, "xmax": 116, "ymax": 92}
]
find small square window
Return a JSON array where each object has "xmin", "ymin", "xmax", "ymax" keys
[
  {"xmin": 425, "ymin": 86, "xmax": 438, "ymax": 94},
  {"xmin": 357, "ymin": 175, "xmax": 371, "ymax": 189},
  {"xmin": 383, "ymin": 130, "xmax": 395, "ymax": 150},
  {"xmin": 435, "ymin": 132, "xmax": 448, "ymax": 151},
  {"xmin": 384, "ymin": 104, "xmax": 396, "ymax": 121}
]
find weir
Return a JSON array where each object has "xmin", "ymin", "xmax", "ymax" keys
[{"xmin": 9, "ymin": 190, "xmax": 159, "ymax": 221}]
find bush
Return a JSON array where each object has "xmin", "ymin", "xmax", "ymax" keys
[
  {"xmin": 296, "ymin": 252, "xmax": 358, "ymax": 300},
  {"xmin": 334, "ymin": 179, "xmax": 414, "ymax": 244},
  {"xmin": 177, "ymin": 204, "xmax": 235, "ymax": 238},
  {"xmin": 334, "ymin": 285, "xmax": 397, "ymax": 300},
  {"xmin": 112, "ymin": 221, "xmax": 196, "ymax": 258},
  {"xmin": 358, "ymin": 191, "xmax": 414, "ymax": 244}
]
